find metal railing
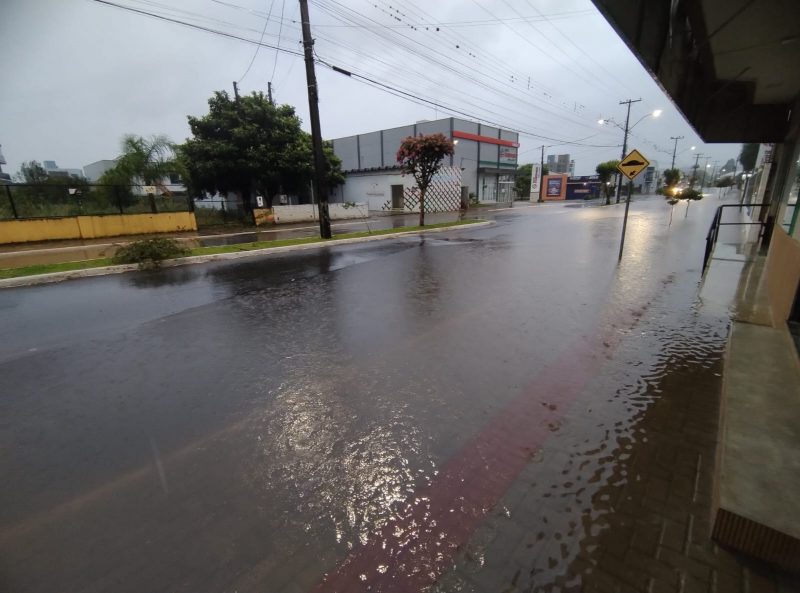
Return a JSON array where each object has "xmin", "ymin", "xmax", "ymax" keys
[
  {"xmin": 702, "ymin": 203, "xmax": 769, "ymax": 274},
  {"xmin": 1, "ymin": 184, "xmax": 193, "ymax": 220}
]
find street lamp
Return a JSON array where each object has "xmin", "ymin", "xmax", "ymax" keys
[{"xmin": 598, "ymin": 105, "xmax": 662, "ymax": 205}]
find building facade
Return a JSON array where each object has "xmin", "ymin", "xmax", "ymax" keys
[
  {"xmin": 546, "ymin": 154, "xmax": 574, "ymax": 175},
  {"xmin": 42, "ymin": 160, "xmax": 84, "ymax": 179},
  {"xmin": 331, "ymin": 117, "xmax": 519, "ymax": 208}
]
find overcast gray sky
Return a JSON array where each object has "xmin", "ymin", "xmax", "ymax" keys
[{"xmin": 1, "ymin": 0, "xmax": 740, "ymax": 178}]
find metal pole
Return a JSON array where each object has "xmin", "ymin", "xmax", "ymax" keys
[
  {"xmin": 615, "ymin": 99, "xmax": 640, "ymax": 204},
  {"xmin": 538, "ymin": 145, "xmax": 544, "ymax": 202},
  {"xmin": 670, "ymin": 136, "xmax": 683, "ymax": 169},
  {"xmin": 299, "ymin": 0, "xmax": 332, "ymax": 239},
  {"xmin": 618, "ymin": 179, "xmax": 634, "ymax": 261},
  {"xmin": 5, "ymin": 185, "xmax": 18, "ymax": 219}
]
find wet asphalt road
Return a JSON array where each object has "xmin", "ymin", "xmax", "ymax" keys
[{"xmin": 1, "ymin": 197, "xmax": 793, "ymax": 592}]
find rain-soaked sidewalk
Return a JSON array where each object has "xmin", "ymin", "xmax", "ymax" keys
[{"xmin": 0, "ymin": 195, "xmax": 796, "ymax": 593}]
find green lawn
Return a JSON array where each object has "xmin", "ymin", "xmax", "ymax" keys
[
  {"xmin": 0, "ymin": 258, "xmax": 115, "ymax": 280},
  {"xmin": 1, "ymin": 220, "xmax": 482, "ymax": 281}
]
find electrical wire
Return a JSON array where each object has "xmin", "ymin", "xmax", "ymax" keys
[
  {"xmin": 90, "ymin": 0, "xmax": 661, "ymax": 151},
  {"xmin": 269, "ymin": 0, "xmax": 287, "ymax": 84},
  {"xmin": 237, "ymin": 0, "xmax": 276, "ymax": 83},
  {"xmin": 90, "ymin": 0, "xmax": 304, "ymax": 57}
]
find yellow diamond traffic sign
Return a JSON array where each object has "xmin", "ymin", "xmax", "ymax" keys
[{"xmin": 616, "ymin": 149, "xmax": 650, "ymax": 181}]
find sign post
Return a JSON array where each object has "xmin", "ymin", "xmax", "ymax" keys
[
  {"xmin": 616, "ymin": 149, "xmax": 650, "ymax": 261},
  {"xmin": 529, "ymin": 164, "xmax": 541, "ymax": 200}
]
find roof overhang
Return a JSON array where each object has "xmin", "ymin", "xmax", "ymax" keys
[{"xmin": 590, "ymin": 0, "xmax": 800, "ymax": 142}]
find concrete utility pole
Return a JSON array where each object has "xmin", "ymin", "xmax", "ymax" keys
[
  {"xmin": 538, "ymin": 145, "xmax": 545, "ymax": 202},
  {"xmin": 615, "ymin": 98, "xmax": 641, "ymax": 204},
  {"xmin": 299, "ymin": 0, "xmax": 332, "ymax": 239},
  {"xmin": 669, "ymin": 135, "xmax": 683, "ymax": 169},
  {"xmin": 267, "ymin": 81, "xmax": 274, "ymax": 104},
  {"xmin": 232, "ymin": 81, "xmax": 240, "ymax": 101}
]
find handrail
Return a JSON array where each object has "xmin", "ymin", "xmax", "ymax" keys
[{"xmin": 702, "ymin": 203, "xmax": 769, "ymax": 275}]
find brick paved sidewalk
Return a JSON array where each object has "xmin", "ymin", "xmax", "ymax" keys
[{"xmin": 429, "ymin": 320, "xmax": 799, "ymax": 592}]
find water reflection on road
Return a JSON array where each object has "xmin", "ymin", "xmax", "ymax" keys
[{"xmin": 2, "ymin": 197, "xmax": 788, "ymax": 593}]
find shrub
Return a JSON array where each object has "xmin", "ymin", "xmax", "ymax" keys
[
  {"xmin": 112, "ymin": 238, "xmax": 190, "ymax": 269},
  {"xmin": 681, "ymin": 188, "xmax": 703, "ymax": 201}
]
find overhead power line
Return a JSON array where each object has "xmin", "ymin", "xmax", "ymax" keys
[
  {"xmin": 90, "ymin": 0, "xmax": 636, "ymax": 149},
  {"xmin": 238, "ymin": 0, "xmax": 276, "ymax": 83},
  {"xmin": 91, "ymin": 0, "xmax": 304, "ymax": 57}
]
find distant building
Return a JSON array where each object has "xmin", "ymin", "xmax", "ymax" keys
[
  {"xmin": 0, "ymin": 144, "xmax": 9, "ymax": 183},
  {"xmin": 639, "ymin": 161, "xmax": 660, "ymax": 193},
  {"xmin": 83, "ymin": 159, "xmax": 118, "ymax": 182},
  {"xmin": 331, "ymin": 117, "xmax": 519, "ymax": 209},
  {"xmin": 547, "ymin": 154, "xmax": 573, "ymax": 174},
  {"xmin": 42, "ymin": 160, "xmax": 84, "ymax": 179}
]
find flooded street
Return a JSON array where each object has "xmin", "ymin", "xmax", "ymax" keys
[{"xmin": 1, "ymin": 197, "xmax": 796, "ymax": 592}]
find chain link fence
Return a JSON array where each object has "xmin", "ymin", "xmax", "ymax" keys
[{"xmin": 0, "ymin": 184, "xmax": 193, "ymax": 220}]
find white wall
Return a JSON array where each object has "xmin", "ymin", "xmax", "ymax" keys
[
  {"xmin": 340, "ymin": 172, "xmax": 409, "ymax": 211},
  {"xmin": 272, "ymin": 203, "xmax": 369, "ymax": 224}
]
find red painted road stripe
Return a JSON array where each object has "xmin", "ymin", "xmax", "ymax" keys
[{"xmin": 313, "ymin": 310, "xmax": 638, "ymax": 592}]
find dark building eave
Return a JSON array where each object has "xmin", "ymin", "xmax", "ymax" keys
[{"xmin": 590, "ymin": 0, "xmax": 799, "ymax": 143}]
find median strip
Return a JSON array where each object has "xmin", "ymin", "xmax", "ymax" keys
[{"xmin": 0, "ymin": 220, "xmax": 488, "ymax": 286}]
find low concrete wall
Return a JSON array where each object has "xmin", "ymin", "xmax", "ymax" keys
[
  {"xmin": 272, "ymin": 203, "xmax": 368, "ymax": 224},
  {"xmin": 0, "ymin": 212, "xmax": 197, "ymax": 245},
  {"xmin": 765, "ymin": 227, "xmax": 800, "ymax": 325}
]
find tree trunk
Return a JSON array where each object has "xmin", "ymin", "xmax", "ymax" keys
[
  {"xmin": 669, "ymin": 204, "xmax": 674, "ymax": 227},
  {"xmin": 685, "ymin": 200, "xmax": 690, "ymax": 218},
  {"xmin": 604, "ymin": 185, "xmax": 610, "ymax": 206},
  {"xmin": 419, "ymin": 186, "xmax": 426, "ymax": 227}
]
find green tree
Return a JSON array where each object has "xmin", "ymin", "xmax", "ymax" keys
[
  {"xmin": 662, "ymin": 168, "xmax": 681, "ymax": 189},
  {"xmin": 396, "ymin": 133, "xmax": 455, "ymax": 226},
  {"xmin": 739, "ymin": 143, "xmax": 759, "ymax": 172},
  {"xmin": 15, "ymin": 161, "xmax": 49, "ymax": 184},
  {"xmin": 595, "ymin": 160, "xmax": 620, "ymax": 205},
  {"xmin": 179, "ymin": 90, "xmax": 343, "ymax": 211},
  {"xmin": 513, "ymin": 163, "xmax": 548, "ymax": 199},
  {"xmin": 100, "ymin": 135, "xmax": 177, "ymax": 187}
]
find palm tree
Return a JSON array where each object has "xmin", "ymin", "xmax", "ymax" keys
[{"xmin": 101, "ymin": 135, "xmax": 177, "ymax": 188}]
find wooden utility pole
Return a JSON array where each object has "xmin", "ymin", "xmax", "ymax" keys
[
  {"xmin": 232, "ymin": 81, "xmax": 240, "ymax": 101},
  {"xmin": 669, "ymin": 135, "xmax": 683, "ymax": 169},
  {"xmin": 299, "ymin": 0, "xmax": 332, "ymax": 239},
  {"xmin": 691, "ymin": 153, "xmax": 703, "ymax": 188},
  {"xmin": 267, "ymin": 81, "xmax": 274, "ymax": 104}
]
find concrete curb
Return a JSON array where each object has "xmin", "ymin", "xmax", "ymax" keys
[{"xmin": 0, "ymin": 221, "xmax": 493, "ymax": 289}]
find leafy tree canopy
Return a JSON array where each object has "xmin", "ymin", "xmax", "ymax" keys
[
  {"xmin": 99, "ymin": 135, "xmax": 177, "ymax": 187},
  {"xmin": 179, "ymin": 91, "xmax": 343, "ymax": 209},
  {"xmin": 15, "ymin": 161, "xmax": 49, "ymax": 184},
  {"xmin": 396, "ymin": 133, "xmax": 454, "ymax": 225},
  {"xmin": 662, "ymin": 168, "xmax": 681, "ymax": 188},
  {"xmin": 513, "ymin": 163, "xmax": 549, "ymax": 198},
  {"xmin": 739, "ymin": 143, "xmax": 759, "ymax": 172}
]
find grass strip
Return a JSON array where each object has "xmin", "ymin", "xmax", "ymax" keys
[{"xmin": 1, "ymin": 219, "xmax": 481, "ymax": 280}]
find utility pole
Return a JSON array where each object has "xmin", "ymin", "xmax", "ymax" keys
[
  {"xmin": 232, "ymin": 81, "xmax": 240, "ymax": 101},
  {"xmin": 299, "ymin": 0, "xmax": 332, "ymax": 239},
  {"xmin": 691, "ymin": 153, "xmax": 703, "ymax": 188},
  {"xmin": 669, "ymin": 135, "xmax": 683, "ymax": 169},
  {"xmin": 615, "ymin": 98, "xmax": 641, "ymax": 204},
  {"xmin": 267, "ymin": 81, "xmax": 274, "ymax": 104},
  {"xmin": 538, "ymin": 145, "xmax": 545, "ymax": 202}
]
